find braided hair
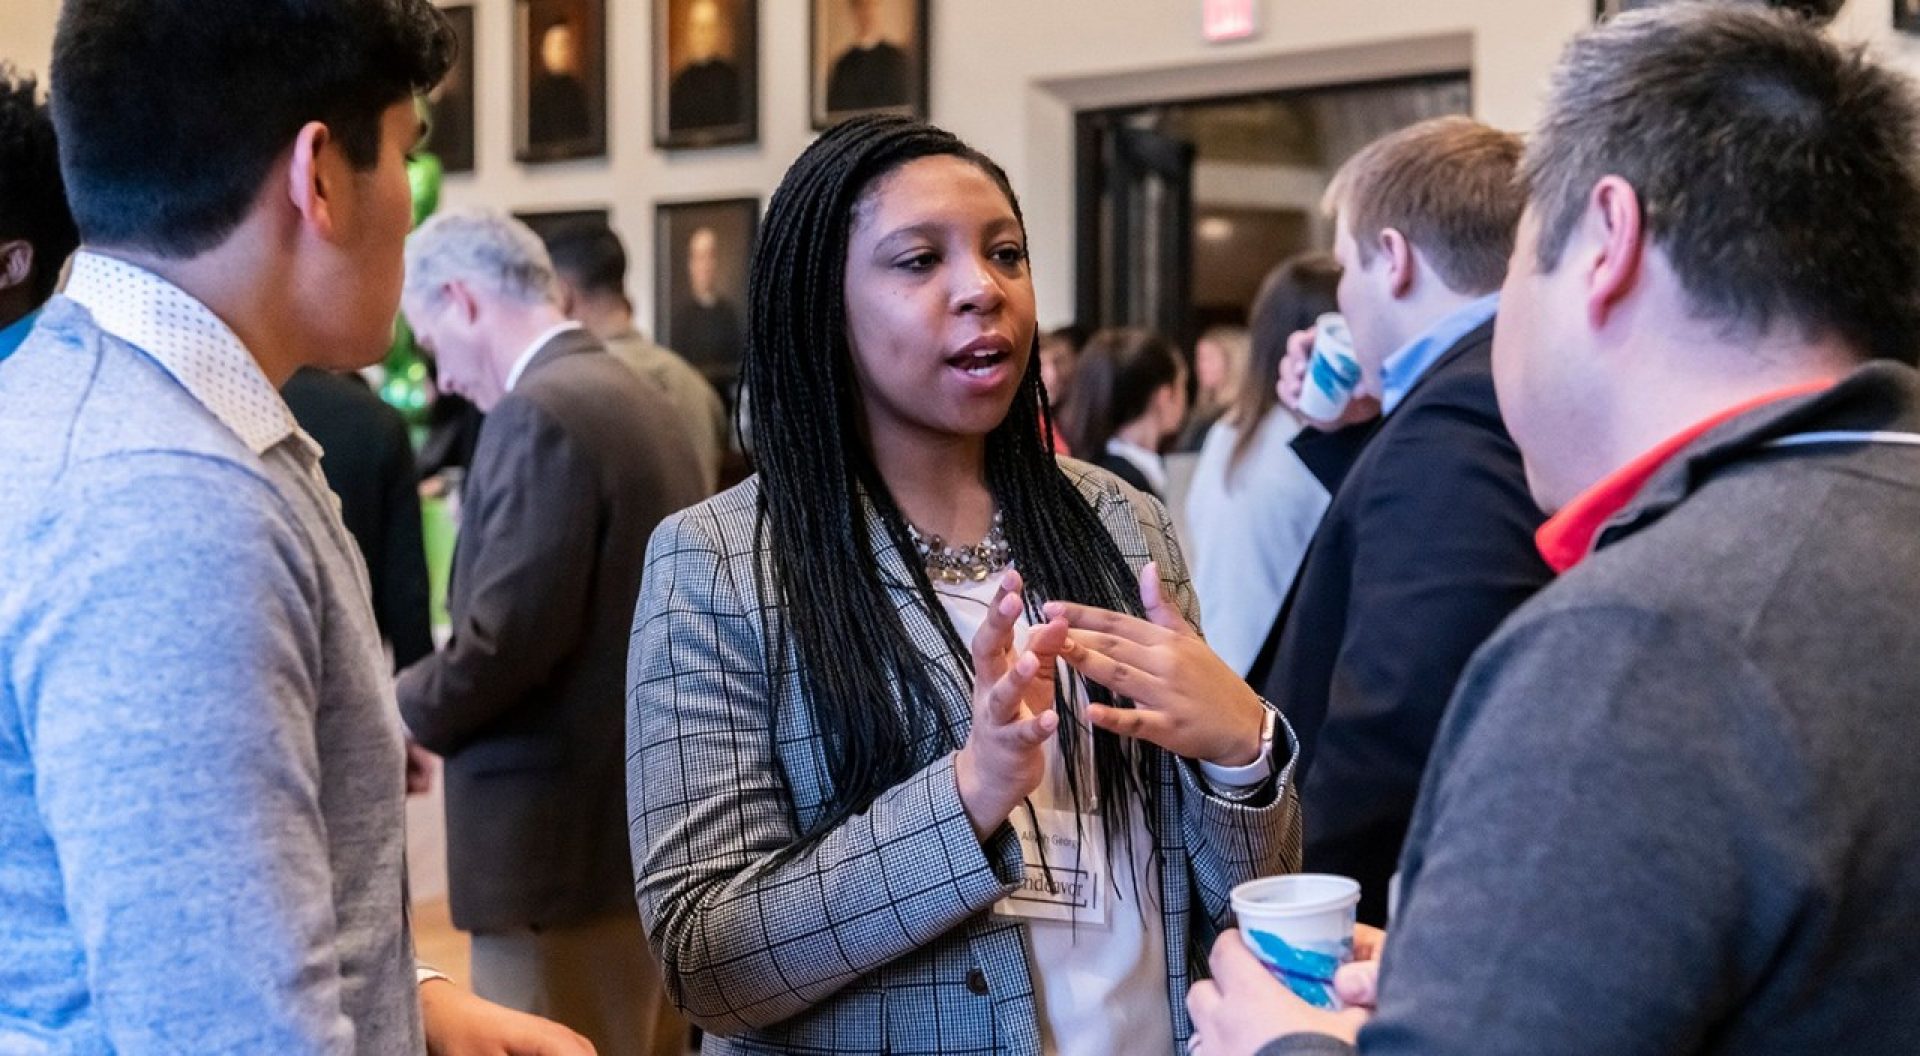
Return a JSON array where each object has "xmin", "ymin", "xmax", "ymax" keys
[{"xmin": 747, "ymin": 114, "xmax": 1162, "ymax": 856}]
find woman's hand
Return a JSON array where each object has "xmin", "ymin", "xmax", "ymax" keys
[
  {"xmin": 954, "ymin": 570, "xmax": 1068, "ymax": 840},
  {"xmin": 1045, "ymin": 563, "xmax": 1266, "ymax": 767}
]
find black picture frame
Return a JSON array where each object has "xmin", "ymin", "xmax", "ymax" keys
[
  {"xmin": 809, "ymin": 0, "xmax": 929, "ymax": 131},
  {"xmin": 655, "ymin": 0, "xmax": 759, "ymax": 150},
  {"xmin": 655, "ymin": 197, "xmax": 759, "ymax": 391},
  {"xmin": 1899, "ymin": 0, "xmax": 1920, "ymax": 33},
  {"xmin": 1595, "ymin": 0, "xmax": 1624, "ymax": 21},
  {"xmin": 429, "ymin": 4, "xmax": 476, "ymax": 174},
  {"xmin": 512, "ymin": 207, "xmax": 614, "ymax": 247},
  {"xmin": 515, "ymin": 0, "xmax": 608, "ymax": 163}
]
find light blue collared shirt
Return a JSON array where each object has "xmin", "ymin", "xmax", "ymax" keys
[
  {"xmin": 1379, "ymin": 293, "xmax": 1499, "ymax": 414},
  {"xmin": 0, "ymin": 308, "xmax": 39, "ymax": 364}
]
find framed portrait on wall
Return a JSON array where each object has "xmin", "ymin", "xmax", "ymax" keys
[
  {"xmin": 427, "ymin": 5, "xmax": 475, "ymax": 173},
  {"xmin": 1900, "ymin": 0, "xmax": 1920, "ymax": 34},
  {"xmin": 1594, "ymin": 0, "xmax": 1625, "ymax": 20},
  {"xmin": 515, "ymin": 0, "xmax": 608, "ymax": 162},
  {"xmin": 655, "ymin": 0, "xmax": 759, "ymax": 149},
  {"xmin": 655, "ymin": 198, "xmax": 758, "ymax": 391},
  {"xmin": 513, "ymin": 206, "xmax": 614, "ymax": 247},
  {"xmin": 810, "ymin": 0, "xmax": 928, "ymax": 130}
]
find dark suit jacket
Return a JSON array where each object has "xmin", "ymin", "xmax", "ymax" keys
[
  {"xmin": 397, "ymin": 328, "xmax": 707, "ymax": 932},
  {"xmin": 669, "ymin": 58, "xmax": 743, "ymax": 131},
  {"xmin": 825, "ymin": 41, "xmax": 910, "ymax": 113},
  {"xmin": 1093, "ymin": 450, "xmax": 1159, "ymax": 499},
  {"xmin": 1289, "ymin": 418, "xmax": 1380, "ymax": 495},
  {"xmin": 1248, "ymin": 319, "xmax": 1552, "ymax": 924},
  {"xmin": 281, "ymin": 368, "xmax": 433, "ymax": 670}
]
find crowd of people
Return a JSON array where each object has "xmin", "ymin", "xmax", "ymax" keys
[{"xmin": 3, "ymin": 0, "xmax": 1918, "ymax": 1054}]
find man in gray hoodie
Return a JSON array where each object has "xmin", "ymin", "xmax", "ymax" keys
[{"xmin": 1189, "ymin": 4, "xmax": 1920, "ymax": 1054}]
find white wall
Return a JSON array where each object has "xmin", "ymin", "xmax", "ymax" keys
[
  {"xmin": 4, "ymin": 0, "xmax": 1919, "ymax": 325},
  {"xmin": 0, "ymin": 0, "xmax": 57, "ymax": 81}
]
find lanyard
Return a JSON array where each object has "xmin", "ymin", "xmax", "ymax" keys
[{"xmin": 1763, "ymin": 430, "xmax": 1920, "ymax": 450}]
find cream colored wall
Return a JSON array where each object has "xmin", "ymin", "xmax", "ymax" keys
[
  {"xmin": 3, "ymin": 0, "xmax": 1919, "ymax": 325},
  {"xmin": 0, "ymin": 0, "xmax": 58, "ymax": 80}
]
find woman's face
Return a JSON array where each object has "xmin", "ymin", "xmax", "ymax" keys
[
  {"xmin": 842, "ymin": 155, "xmax": 1037, "ymax": 449},
  {"xmin": 1194, "ymin": 337, "xmax": 1226, "ymax": 399},
  {"xmin": 1038, "ymin": 334, "xmax": 1076, "ymax": 403}
]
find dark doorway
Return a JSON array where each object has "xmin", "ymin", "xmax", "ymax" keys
[{"xmin": 1072, "ymin": 73, "xmax": 1472, "ymax": 348}]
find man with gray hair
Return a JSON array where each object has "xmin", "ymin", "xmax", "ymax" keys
[
  {"xmin": 396, "ymin": 206, "xmax": 703, "ymax": 1056},
  {"xmin": 1190, "ymin": 4, "xmax": 1920, "ymax": 1053}
]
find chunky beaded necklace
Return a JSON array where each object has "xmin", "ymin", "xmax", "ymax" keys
[{"xmin": 905, "ymin": 510, "xmax": 1013, "ymax": 585}]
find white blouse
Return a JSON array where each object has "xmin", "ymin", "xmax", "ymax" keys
[{"xmin": 931, "ymin": 572, "xmax": 1268, "ymax": 1055}]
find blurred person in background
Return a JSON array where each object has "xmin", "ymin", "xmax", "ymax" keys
[
  {"xmin": 1184, "ymin": 254, "xmax": 1340, "ymax": 676},
  {"xmin": 1038, "ymin": 321, "xmax": 1088, "ymax": 453},
  {"xmin": 397, "ymin": 207, "xmax": 701, "ymax": 1056},
  {"xmin": 1177, "ymin": 325, "xmax": 1250, "ymax": 451},
  {"xmin": 545, "ymin": 217, "xmax": 728, "ymax": 493},
  {"xmin": 1058, "ymin": 326, "xmax": 1188, "ymax": 499}
]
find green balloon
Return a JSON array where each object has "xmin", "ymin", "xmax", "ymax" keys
[
  {"xmin": 382, "ymin": 101, "xmax": 446, "ymax": 430},
  {"xmin": 408, "ymin": 150, "xmax": 443, "ymax": 228}
]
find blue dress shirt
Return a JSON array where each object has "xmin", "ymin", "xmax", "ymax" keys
[{"xmin": 1379, "ymin": 294, "xmax": 1499, "ymax": 414}]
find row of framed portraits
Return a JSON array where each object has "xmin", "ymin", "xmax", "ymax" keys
[
  {"xmin": 519, "ymin": 198, "xmax": 760, "ymax": 389},
  {"xmin": 1599, "ymin": 0, "xmax": 1920, "ymax": 25},
  {"xmin": 425, "ymin": 0, "xmax": 930, "ymax": 171}
]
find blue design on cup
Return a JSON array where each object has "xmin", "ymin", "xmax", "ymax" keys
[
  {"xmin": 1245, "ymin": 929, "xmax": 1348, "ymax": 1010},
  {"xmin": 1309, "ymin": 349, "xmax": 1362, "ymax": 395}
]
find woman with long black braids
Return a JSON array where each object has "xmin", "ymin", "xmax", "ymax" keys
[{"xmin": 626, "ymin": 115, "xmax": 1301, "ymax": 1055}]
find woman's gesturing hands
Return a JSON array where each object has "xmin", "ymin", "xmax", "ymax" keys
[
  {"xmin": 954, "ymin": 570, "xmax": 1069, "ymax": 839},
  {"xmin": 1045, "ymin": 562, "xmax": 1267, "ymax": 768},
  {"xmin": 954, "ymin": 562, "xmax": 1267, "ymax": 840}
]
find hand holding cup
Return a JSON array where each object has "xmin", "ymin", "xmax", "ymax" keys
[{"xmin": 1280, "ymin": 316, "xmax": 1382, "ymax": 431}]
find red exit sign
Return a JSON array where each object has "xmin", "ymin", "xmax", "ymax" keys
[{"xmin": 1202, "ymin": 0, "xmax": 1260, "ymax": 43}]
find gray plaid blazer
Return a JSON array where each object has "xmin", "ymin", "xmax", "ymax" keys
[{"xmin": 626, "ymin": 459, "xmax": 1302, "ymax": 1055}]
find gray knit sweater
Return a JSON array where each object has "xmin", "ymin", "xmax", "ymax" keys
[
  {"xmin": 1262, "ymin": 363, "xmax": 1920, "ymax": 1056},
  {"xmin": 0, "ymin": 299, "xmax": 422, "ymax": 1053}
]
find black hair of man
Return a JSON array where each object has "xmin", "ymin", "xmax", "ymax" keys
[
  {"xmin": 1528, "ymin": 2, "xmax": 1920, "ymax": 364},
  {"xmin": 0, "ymin": 67, "xmax": 77, "ymax": 308},
  {"xmin": 1046, "ymin": 322, "xmax": 1093, "ymax": 354},
  {"xmin": 542, "ymin": 219, "xmax": 628, "ymax": 302},
  {"xmin": 51, "ymin": 0, "xmax": 455, "ymax": 259},
  {"xmin": 1620, "ymin": 0, "xmax": 1844, "ymax": 23}
]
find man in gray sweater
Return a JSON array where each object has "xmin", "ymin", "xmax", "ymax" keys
[
  {"xmin": 1189, "ymin": 5, "xmax": 1920, "ymax": 1055},
  {"xmin": 0, "ymin": 2, "xmax": 589, "ymax": 1052}
]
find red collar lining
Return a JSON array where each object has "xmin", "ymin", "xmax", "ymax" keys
[{"xmin": 1534, "ymin": 381, "xmax": 1835, "ymax": 573}]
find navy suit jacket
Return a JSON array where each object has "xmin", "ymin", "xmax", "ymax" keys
[{"xmin": 1248, "ymin": 318, "xmax": 1552, "ymax": 924}]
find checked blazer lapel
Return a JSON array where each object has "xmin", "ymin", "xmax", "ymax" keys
[{"xmin": 858, "ymin": 490, "xmax": 977, "ymax": 748}]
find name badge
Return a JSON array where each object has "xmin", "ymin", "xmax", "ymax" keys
[{"xmin": 995, "ymin": 807, "xmax": 1110, "ymax": 928}]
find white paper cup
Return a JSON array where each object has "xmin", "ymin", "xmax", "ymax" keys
[
  {"xmin": 1296, "ymin": 313, "xmax": 1362, "ymax": 422},
  {"xmin": 1231, "ymin": 874, "xmax": 1361, "ymax": 1010}
]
